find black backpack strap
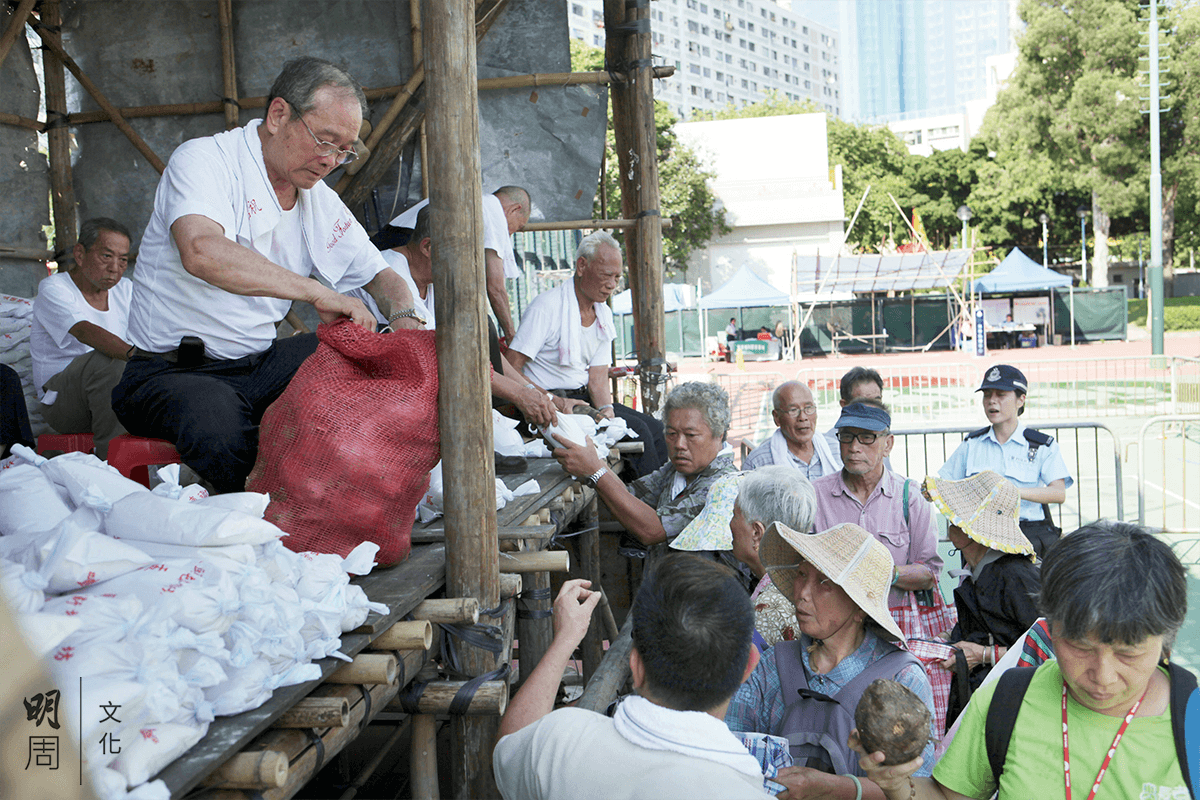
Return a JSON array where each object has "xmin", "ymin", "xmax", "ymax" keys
[
  {"xmin": 965, "ymin": 426, "xmax": 990, "ymax": 440},
  {"xmin": 984, "ymin": 666, "xmax": 1037, "ymax": 785},
  {"xmin": 774, "ymin": 640, "xmax": 809, "ymax": 704},
  {"xmin": 1168, "ymin": 661, "xmax": 1198, "ymax": 799}
]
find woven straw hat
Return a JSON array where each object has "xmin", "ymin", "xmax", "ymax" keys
[
  {"xmin": 759, "ymin": 521, "xmax": 904, "ymax": 641},
  {"xmin": 923, "ymin": 471, "xmax": 1035, "ymax": 557},
  {"xmin": 669, "ymin": 471, "xmax": 743, "ymax": 552}
]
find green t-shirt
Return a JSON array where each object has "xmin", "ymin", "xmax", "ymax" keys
[{"xmin": 933, "ymin": 661, "xmax": 1188, "ymax": 800}]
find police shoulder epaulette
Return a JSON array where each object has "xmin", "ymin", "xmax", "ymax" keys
[
  {"xmin": 1023, "ymin": 428, "xmax": 1053, "ymax": 447},
  {"xmin": 965, "ymin": 426, "xmax": 990, "ymax": 440}
]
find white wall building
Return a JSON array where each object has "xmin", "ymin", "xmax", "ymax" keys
[
  {"xmin": 567, "ymin": 0, "xmax": 841, "ymax": 119},
  {"xmin": 674, "ymin": 113, "xmax": 845, "ymax": 290}
]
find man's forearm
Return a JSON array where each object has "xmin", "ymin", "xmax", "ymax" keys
[
  {"xmin": 496, "ymin": 634, "xmax": 576, "ymax": 739},
  {"xmin": 363, "ymin": 268, "xmax": 417, "ymax": 321},
  {"xmin": 485, "ymin": 251, "xmax": 516, "ymax": 339},
  {"xmin": 179, "ymin": 226, "xmax": 326, "ymax": 303},
  {"xmin": 595, "ymin": 472, "xmax": 667, "ymax": 545},
  {"xmin": 1020, "ymin": 482, "xmax": 1066, "ymax": 505},
  {"xmin": 68, "ymin": 321, "xmax": 132, "ymax": 361}
]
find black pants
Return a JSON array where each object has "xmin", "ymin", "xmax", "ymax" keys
[
  {"xmin": 563, "ymin": 387, "xmax": 667, "ymax": 478},
  {"xmin": 1020, "ymin": 518, "xmax": 1062, "ymax": 560},
  {"xmin": 112, "ymin": 334, "xmax": 319, "ymax": 494},
  {"xmin": 1, "ymin": 364, "xmax": 33, "ymax": 458}
]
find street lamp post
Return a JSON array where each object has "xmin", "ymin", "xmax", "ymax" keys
[
  {"xmin": 1039, "ymin": 212, "xmax": 1050, "ymax": 269},
  {"xmin": 1077, "ymin": 205, "xmax": 1090, "ymax": 285},
  {"xmin": 956, "ymin": 204, "xmax": 977, "ymax": 354},
  {"xmin": 957, "ymin": 204, "xmax": 973, "ymax": 252}
]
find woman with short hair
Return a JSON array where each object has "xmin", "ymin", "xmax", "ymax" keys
[
  {"xmin": 553, "ymin": 381, "xmax": 736, "ymax": 565},
  {"xmin": 855, "ymin": 520, "xmax": 1196, "ymax": 800}
]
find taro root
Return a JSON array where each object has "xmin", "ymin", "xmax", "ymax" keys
[{"xmin": 854, "ymin": 679, "xmax": 932, "ymax": 766}]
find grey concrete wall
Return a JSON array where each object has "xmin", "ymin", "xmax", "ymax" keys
[{"xmin": 0, "ymin": 3, "xmax": 51, "ymax": 299}]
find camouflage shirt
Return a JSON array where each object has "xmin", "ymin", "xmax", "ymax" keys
[{"xmin": 629, "ymin": 451, "xmax": 737, "ymax": 565}]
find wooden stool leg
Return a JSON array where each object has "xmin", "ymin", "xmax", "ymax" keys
[
  {"xmin": 410, "ymin": 714, "xmax": 440, "ymax": 800},
  {"xmin": 579, "ymin": 499, "xmax": 603, "ymax": 685}
]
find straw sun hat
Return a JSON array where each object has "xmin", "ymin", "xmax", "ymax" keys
[
  {"xmin": 759, "ymin": 521, "xmax": 905, "ymax": 642},
  {"xmin": 922, "ymin": 470, "xmax": 1035, "ymax": 558}
]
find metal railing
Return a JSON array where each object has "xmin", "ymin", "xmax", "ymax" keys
[
  {"xmin": 1135, "ymin": 414, "xmax": 1200, "ymax": 534},
  {"xmin": 711, "ymin": 371, "xmax": 783, "ymax": 443},
  {"xmin": 793, "ymin": 355, "xmax": 1200, "ymax": 424},
  {"xmin": 889, "ymin": 422, "xmax": 1125, "ymax": 533}
]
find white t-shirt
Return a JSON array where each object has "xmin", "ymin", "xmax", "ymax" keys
[
  {"xmin": 30, "ymin": 272, "xmax": 133, "ymax": 400},
  {"xmin": 509, "ymin": 288, "xmax": 613, "ymax": 391},
  {"xmin": 390, "ymin": 192, "xmax": 522, "ymax": 279},
  {"xmin": 493, "ymin": 708, "xmax": 768, "ymax": 800},
  {"xmin": 128, "ymin": 120, "xmax": 388, "ymax": 360},
  {"xmin": 345, "ymin": 249, "xmax": 433, "ymax": 329}
]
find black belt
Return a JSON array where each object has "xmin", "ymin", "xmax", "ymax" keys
[{"xmin": 130, "ymin": 346, "xmax": 221, "ymax": 366}]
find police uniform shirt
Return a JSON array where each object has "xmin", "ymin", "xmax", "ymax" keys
[{"xmin": 938, "ymin": 424, "xmax": 1074, "ymax": 521}]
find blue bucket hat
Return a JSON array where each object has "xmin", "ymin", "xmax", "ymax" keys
[{"xmin": 833, "ymin": 401, "xmax": 891, "ymax": 432}]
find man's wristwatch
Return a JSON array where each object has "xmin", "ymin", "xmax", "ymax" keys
[
  {"xmin": 584, "ymin": 466, "xmax": 609, "ymax": 488},
  {"xmin": 387, "ymin": 307, "xmax": 427, "ymax": 327}
]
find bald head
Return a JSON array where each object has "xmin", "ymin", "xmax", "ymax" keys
[
  {"xmin": 771, "ymin": 381, "xmax": 817, "ymax": 448},
  {"xmin": 494, "ymin": 186, "xmax": 531, "ymax": 234}
]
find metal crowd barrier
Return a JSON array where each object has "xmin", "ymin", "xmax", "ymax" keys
[
  {"xmin": 889, "ymin": 421, "xmax": 1125, "ymax": 533},
  {"xmin": 1135, "ymin": 414, "xmax": 1200, "ymax": 534}
]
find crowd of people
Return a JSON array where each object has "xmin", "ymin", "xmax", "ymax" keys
[{"xmin": 496, "ymin": 365, "xmax": 1194, "ymax": 800}]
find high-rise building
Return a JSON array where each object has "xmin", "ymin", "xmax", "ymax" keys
[{"xmin": 567, "ymin": 0, "xmax": 841, "ymax": 119}]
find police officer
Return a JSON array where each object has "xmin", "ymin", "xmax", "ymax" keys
[{"xmin": 938, "ymin": 364, "xmax": 1073, "ymax": 558}]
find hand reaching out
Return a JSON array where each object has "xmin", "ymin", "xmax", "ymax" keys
[{"xmin": 551, "ymin": 579, "xmax": 601, "ymax": 650}]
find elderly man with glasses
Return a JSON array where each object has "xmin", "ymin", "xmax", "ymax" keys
[
  {"xmin": 112, "ymin": 56, "xmax": 420, "ymax": 494},
  {"xmin": 811, "ymin": 400, "xmax": 942, "ymax": 634},
  {"xmin": 741, "ymin": 380, "xmax": 841, "ymax": 478}
]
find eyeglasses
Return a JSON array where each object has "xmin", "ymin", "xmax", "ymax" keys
[
  {"xmin": 296, "ymin": 114, "xmax": 358, "ymax": 166},
  {"xmin": 835, "ymin": 430, "xmax": 887, "ymax": 445},
  {"xmin": 776, "ymin": 404, "xmax": 817, "ymax": 418}
]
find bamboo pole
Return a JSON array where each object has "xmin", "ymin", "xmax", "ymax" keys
[
  {"xmin": 371, "ymin": 619, "xmax": 434, "ymax": 651},
  {"xmin": 386, "ymin": 680, "xmax": 508, "ymax": 716},
  {"xmin": 516, "ymin": 568, "xmax": 553, "ymax": 689},
  {"xmin": 39, "ymin": 1, "xmax": 77, "ymax": 258},
  {"xmin": 578, "ymin": 500, "xmax": 603, "ymax": 684},
  {"xmin": 412, "ymin": 0, "xmax": 430, "ymax": 199},
  {"xmin": 410, "ymin": 714, "xmax": 439, "ymax": 800},
  {"xmin": 217, "ymin": 0, "xmax": 239, "ymax": 130},
  {"xmin": 56, "ymin": 68, "xmax": 679, "ymax": 128},
  {"xmin": 326, "ymin": 653, "xmax": 397, "ymax": 685},
  {"xmin": 499, "ymin": 571, "xmax": 523, "ymax": 598},
  {"xmin": 196, "ymin": 751, "xmax": 288, "ymax": 790},
  {"xmin": 0, "ymin": 111, "xmax": 42, "ymax": 131},
  {"xmin": 32, "ymin": 24, "xmax": 167, "ymax": 174},
  {"xmin": 498, "ymin": 550, "xmax": 570, "ymax": 573},
  {"xmin": 577, "ymin": 616, "xmax": 634, "ymax": 713},
  {"xmin": 604, "ymin": 0, "xmax": 666, "ymax": 413},
  {"xmin": 413, "ymin": 597, "xmax": 480, "ymax": 625},
  {"xmin": 271, "ymin": 697, "xmax": 349, "ymax": 729},
  {"xmin": 427, "ymin": 0, "xmax": 503, "ymax": 794},
  {"xmin": 0, "ymin": 0, "xmax": 36, "ymax": 73}
]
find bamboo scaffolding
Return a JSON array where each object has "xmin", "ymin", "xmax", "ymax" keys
[
  {"xmin": 0, "ymin": 0, "xmax": 36, "ymax": 72},
  {"xmin": 217, "ymin": 0, "xmax": 239, "ymax": 131},
  {"xmin": 39, "ymin": 1, "xmax": 76, "ymax": 257}
]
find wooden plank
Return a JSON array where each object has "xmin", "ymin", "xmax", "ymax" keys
[
  {"xmin": 412, "ymin": 523, "xmax": 556, "ymax": 544},
  {"xmin": 217, "ymin": 0, "xmax": 239, "ymax": 130}
]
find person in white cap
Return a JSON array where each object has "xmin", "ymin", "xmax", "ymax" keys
[
  {"xmin": 725, "ymin": 522, "xmax": 936, "ymax": 796},
  {"xmin": 938, "ymin": 364, "xmax": 1073, "ymax": 558}
]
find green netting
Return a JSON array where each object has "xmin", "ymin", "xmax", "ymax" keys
[{"xmin": 1052, "ymin": 287, "xmax": 1128, "ymax": 341}]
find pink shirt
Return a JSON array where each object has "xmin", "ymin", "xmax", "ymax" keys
[{"xmin": 812, "ymin": 469, "xmax": 943, "ymax": 609}]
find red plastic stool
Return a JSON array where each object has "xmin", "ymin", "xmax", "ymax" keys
[
  {"xmin": 106, "ymin": 434, "xmax": 182, "ymax": 488},
  {"xmin": 36, "ymin": 433, "xmax": 95, "ymax": 456}
]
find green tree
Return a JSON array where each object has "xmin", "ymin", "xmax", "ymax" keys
[{"xmin": 572, "ymin": 41, "xmax": 728, "ymax": 277}]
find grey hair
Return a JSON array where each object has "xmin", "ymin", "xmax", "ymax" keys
[
  {"xmin": 839, "ymin": 366, "xmax": 883, "ymax": 402},
  {"xmin": 266, "ymin": 56, "xmax": 367, "ymax": 120},
  {"xmin": 1039, "ymin": 520, "xmax": 1188, "ymax": 649},
  {"xmin": 662, "ymin": 381, "xmax": 731, "ymax": 441},
  {"xmin": 771, "ymin": 380, "xmax": 812, "ymax": 410},
  {"xmin": 410, "ymin": 204, "xmax": 431, "ymax": 247},
  {"xmin": 737, "ymin": 465, "xmax": 816, "ymax": 532},
  {"xmin": 494, "ymin": 185, "xmax": 531, "ymax": 214},
  {"xmin": 575, "ymin": 230, "xmax": 621, "ymax": 267},
  {"xmin": 78, "ymin": 218, "xmax": 131, "ymax": 250}
]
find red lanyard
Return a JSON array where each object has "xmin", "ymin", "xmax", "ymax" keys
[{"xmin": 1061, "ymin": 682, "xmax": 1146, "ymax": 800}]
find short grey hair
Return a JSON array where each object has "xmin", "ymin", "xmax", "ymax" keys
[
  {"xmin": 1039, "ymin": 520, "xmax": 1188, "ymax": 649},
  {"xmin": 494, "ymin": 185, "xmax": 531, "ymax": 215},
  {"xmin": 575, "ymin": 230, "xmax": 621, "ymax": 267},
  {"xmin": 78, "ymin": 217, "xmax": 131, "ymax": 250},
  {"xmin": 662, "ymin": 381, "xmax": 731, "ymax": 441},
  {"xmin": 266, "ymin": 56, "xmax": 367, "ymax": 120},
  {"xmin": 409, "ymin": 204, "xmax": 431, "ymax": 247},
  {"xmin": 771, "ymin": 380, "xmax": 812, "ymax": 410},
  {"xmin": 737, "ymin": 465, "xmax": 816, "ymax": 532}
]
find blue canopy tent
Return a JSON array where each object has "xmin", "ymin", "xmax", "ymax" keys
[
  {"xmin": 972, "ymin": 248, "xmax": 1072, "ymax": 293},
  {"xmin": 698, "ymin": 264, "xmax": 790, "ymax": 334},
  {"xmin": 611, "ymin": 284, "xmax": 693, "ymax": 315}
]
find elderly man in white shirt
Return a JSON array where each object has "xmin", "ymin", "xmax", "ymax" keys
[
  {"xmin": 30, "ymin": 218, "xmax": 135, "ymax": 458},
  {"xmin": 112, "ymin": 56, "xmax": 421, "ymax": 494},
  {"xmin": 507, "ymin": 231, "xmax": 667, "ymax": 477},
  {"xmin": 390, "ymin": 185, "xmax": 530, "ymax": 341},
  {"xmin": 742, "ymin": 380, "xmax": 841, "ymax": 479}
]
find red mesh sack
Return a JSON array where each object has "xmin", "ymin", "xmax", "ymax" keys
[{"xmin": 247, "ymin": 319, "xmax": 440, "ymax": 566}]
